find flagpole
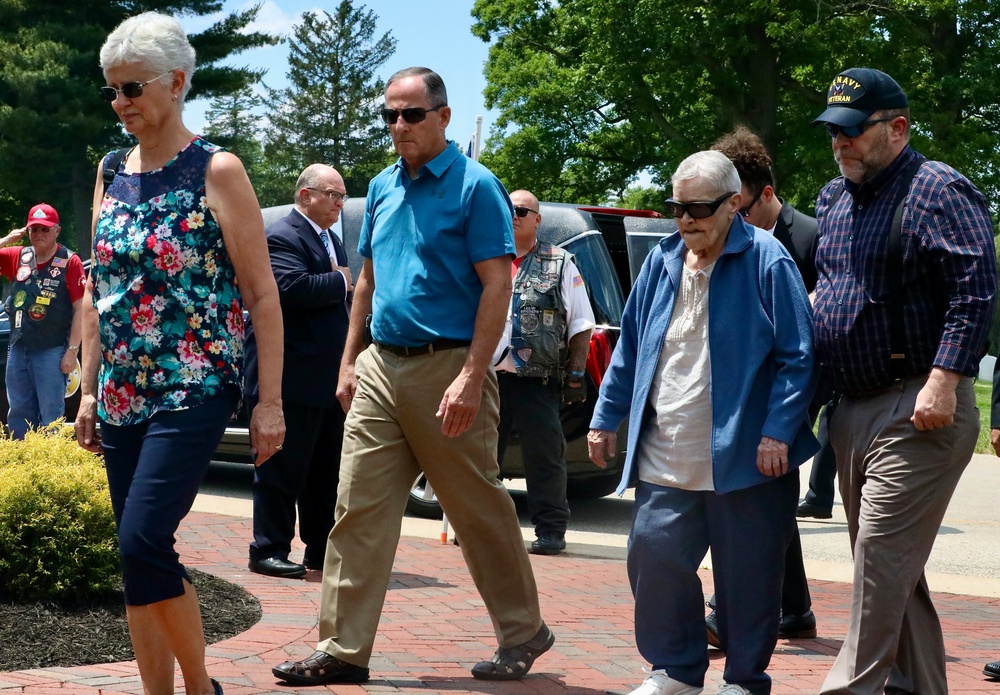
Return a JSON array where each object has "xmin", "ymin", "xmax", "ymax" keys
[{"xmin": 473, "ymin": 115, "xmax": 483, "ymax": 161}]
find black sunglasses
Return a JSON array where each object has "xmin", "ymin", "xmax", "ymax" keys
[
  {"xmin": 739, "ymin": 187, "xmax": 764, "ymax": 218},
  {"xmin": 664, "ymin": 192, "xmax": 736, "ymax": 219},
  {"xmin": 825, "ymin": 117, "xmax": 895, "ymax": 139},
  {"xmin": 513, "ymin": 206, "xmax": 538, "ymax": 218},
  {"xmin": 381, "ymin": 105, "xmax": 444, "ymax": 125},
  {"xmin": 99, "ymin": 71, "xmax": 175, "ymax": 102}
]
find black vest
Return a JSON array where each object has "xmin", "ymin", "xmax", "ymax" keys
[{"xmin": 5, "ymin": 245, "xmax": 74, "ymax": 349}]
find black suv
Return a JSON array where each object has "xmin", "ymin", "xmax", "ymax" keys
[{"xmin": 0, "ymin": 200, "xmax": 676, "ymax": 517}]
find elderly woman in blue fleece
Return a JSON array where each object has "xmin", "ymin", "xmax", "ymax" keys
[{"xmin": 588, "ymin": 150, "xmax": 818, "ymax": 695}]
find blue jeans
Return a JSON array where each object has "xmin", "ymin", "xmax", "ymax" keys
[{"xmin": 5, "ymin": 342, "xmax": 66, "ymax": 439}]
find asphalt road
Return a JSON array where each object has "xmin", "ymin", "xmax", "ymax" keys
[{"xmin": 195, "ymin": 451, "xmax": 1000, "ymax": 596}]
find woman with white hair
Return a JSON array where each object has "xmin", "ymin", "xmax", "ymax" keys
[
  {"xmin": 74, "ymin": 12, "xmax": 285, "ymax": 695},
  {"xmin": 588, "ymin": 150, "xmax": 818, "ymax": 695}
]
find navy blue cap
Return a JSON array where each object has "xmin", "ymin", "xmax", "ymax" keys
[{"xmin": 813, "ymin": 68, "xmax": 909, "ymax": 127}]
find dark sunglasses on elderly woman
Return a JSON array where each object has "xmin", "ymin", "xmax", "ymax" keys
[
  {"xmin": 663, "ymin": 192, "xmax": 736, "ymax": 219},
  {"xmin": 99, "ymin": 71, "xmax": 175, "ymax": 102},
  {"xmin": 380, "ymin": 105, "xmax": 444, "ymax": 125}
]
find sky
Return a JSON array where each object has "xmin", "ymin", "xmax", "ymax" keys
[{"xmin": 178, "ymin": 0, "xmax": 499, "ymax": 150}]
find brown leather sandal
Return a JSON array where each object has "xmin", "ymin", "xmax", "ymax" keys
[{"xmin": 471, "ymin": 623, "xmax": 555, "ymax": 681}]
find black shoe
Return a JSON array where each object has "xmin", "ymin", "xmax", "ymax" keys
[
  {"xmin": 705, "ymin": 609, "xmax": 723, "ymax": 651},
  {"xmin": 530, "ymin": 532, "xmax": 566, "ymax": 555},
  {"xmin": 984, "ymin": 661, "xmax": 1000, "ymax": 679},
  {"xmin": 778, "ymin": 610, "xmax": 817, "ymax": 639},
  {"xmin": 471, "ymin": 623, "xmax": 555, "ymax": 680},
  {"xmin": 210, "ymin": 678, "xmax": 223, "ymax": 695},
  {"xmin": 796, "ymin": 502, "xmax": 833, "ymax": 519},
  {"xmin": 249, "ymin": 556, "xmax": 306, "ymax": 578},
  {"xmin": 302, "ymin": 553, "xmax": 324, "ymax": 571},
  {"xmin": 273, "ymin": 650, "xmax": 370, "ymax": 685}
]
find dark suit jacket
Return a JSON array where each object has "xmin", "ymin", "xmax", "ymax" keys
[
  {"xmin": 773, "ymin": 200, "xmax": 819, "ymax": 294},
  {"xmin": 245, "ymin": 209, "xmax": 350, "ymax": 408}
]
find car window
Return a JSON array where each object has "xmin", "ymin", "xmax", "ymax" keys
[
  {"xmin": 562, "ymin": 231, "xmax": 624, "ymax": 328},
  {"xmin": 626, "ymin": 232, "xmax": 672, "ymax": 285}
]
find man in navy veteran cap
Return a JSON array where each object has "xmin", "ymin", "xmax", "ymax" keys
[
  {"xmin": 0, "ymin": 203, "xmax": 85, "ymax": 439},
  {"xmin": 811, "ymin": 68, "xmax": 997, "ymax": 694}
]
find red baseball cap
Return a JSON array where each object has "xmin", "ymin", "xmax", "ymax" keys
[{"xmin": 25, "ymin": 203, "xmax": 59, "ymax": 228}]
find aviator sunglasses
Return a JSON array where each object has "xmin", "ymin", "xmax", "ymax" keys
[
  {"xmin": 824, "ymin": 116, "xmax": 895, "ymax": 139},
  {"xmin": 381, "ymin": 105, "xmax": 444, "ymax": 125},
  {"xmin": 100, "ymin": 71, "xmax": 175, "ymax": 102},
  {"xmin": 664, "ymin": 192, "xmax": 736, "ymax": 219}
]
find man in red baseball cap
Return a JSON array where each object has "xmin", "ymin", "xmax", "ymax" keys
[{"xmin": 0, "ymin": 202, "xmax": 86, "ymax": 438}]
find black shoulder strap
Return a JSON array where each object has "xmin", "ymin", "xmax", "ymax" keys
[
  {"xmin": 885, "ymin": 155, "xmax": 926, "ymax": 378},
  {"xmin": 102, "ymin": 147, "xmax": 130, "ymax": 195}
]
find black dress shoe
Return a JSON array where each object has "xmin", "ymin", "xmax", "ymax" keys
[
  {"xmin": 249, "ymin": 556, "xmax": 306, "ymax": 578},
  {"xmin": 778, "ymin": 610, "xmax": 817, "ymax": 638},
  {"xmin": 530, "ymin": 532, "xmax": 566, "ymax": 555},
  {"xmin": 984, "ymin": 661, "xmax": 1000, "ymax": 679},
  {"xmin": 273, "ymin": 650, "xmax": 369, "ymax": 685},
  {"xmin": 796, "ymin": 502, "xmax": 833, "ymax": 519},
  {"xmin": 705, "ymin": 608, "xmax": 723, "ymax": 651}
]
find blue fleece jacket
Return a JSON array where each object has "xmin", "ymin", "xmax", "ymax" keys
[{"xmin": 591, "ymin": 215, "xmax": 819, "ymax": 495}]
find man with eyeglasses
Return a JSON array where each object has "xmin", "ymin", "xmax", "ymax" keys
[
  {"xmin": 0, "ymin": 203, "xmax": 84, "ymax": 439},
  {"xmin": 244, "ymin": 163, "xmax": 352, "ymax": 579},
  {"xmin": 589, "ymin": 150, "xmax": 817, "ymax": 695},
  {"xmin": 273, "ymin": 67, "xmax": 552, "ymax": 686},
  {"xmin": 491, "ymin": 189, "xmax": 595, "ymax": 556},
  {"xmin": 811, "ymin": 68, "xmax": 996, "ymax": 695}
]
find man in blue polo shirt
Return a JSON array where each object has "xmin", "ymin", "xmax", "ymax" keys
[
  {"xmin": 272, "ymin": 67, "xmax": 553, "ymax": 687},
  {"xmin": 812, "ymin": 68, "xmax": 996, "ymax": 695}
]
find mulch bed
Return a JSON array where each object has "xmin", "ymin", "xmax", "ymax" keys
[{"xmin": 0, "ymin": 568, "xmax": 260, "ymax": 672}]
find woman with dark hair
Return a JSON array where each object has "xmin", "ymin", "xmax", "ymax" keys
[{"xmin": 75, "ymin": 11, "xmax": 285, "ymax": 695}]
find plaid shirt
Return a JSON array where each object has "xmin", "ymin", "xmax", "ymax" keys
[{"xmin": 813, "ymin": 146, "xmax": 997, "ymax": 396}]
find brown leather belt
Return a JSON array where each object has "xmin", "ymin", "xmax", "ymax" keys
[{"xmin": 375, "ymin": 339, "xmax": 470, "ymax": 357}]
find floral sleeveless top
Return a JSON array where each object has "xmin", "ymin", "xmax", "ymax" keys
[{"xmin": 92, "ymin": 137, "xmax": 244, "ymax": 426}]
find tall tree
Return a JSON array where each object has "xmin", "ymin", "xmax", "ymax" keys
[
  {"xmin": 0, "ymin": 1, "xmax": 279, "ymax": 254},
  {"xmin": 263, "ymin": 1, "xmax": 397, "ymax": 199},
  {"xmin": 202, "ymin": 89, "xmax": 272, "ymax": 199},
  {"xmin": 471, "ymin": 0, "xmax": 1000, "ymax": 215}
]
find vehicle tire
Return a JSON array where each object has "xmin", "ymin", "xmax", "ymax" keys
[
  {"xmin": 406, "ymin": 472, "xmax": 443, "ymax": 519},
  {"xmin": 566, "ymin": 474, "xmax": 620, "ymax": 500}
]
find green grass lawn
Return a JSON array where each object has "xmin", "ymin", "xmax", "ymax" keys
[{"xmin": 975, "ymin": 379, "xmax": 994, "ymax": 455}]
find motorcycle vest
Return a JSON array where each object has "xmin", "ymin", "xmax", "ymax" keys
[
  {"xmin": 5, "ymin": 245, "xmax": 74, "ymax": 350},
  {"xmin": 510, "ymin": 242, "xmax": 568, "ymax": 380}
]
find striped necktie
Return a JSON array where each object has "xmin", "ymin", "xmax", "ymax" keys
[{"xmin": 319, "ymin": 229, "xmax": 334, "ymax": 257}]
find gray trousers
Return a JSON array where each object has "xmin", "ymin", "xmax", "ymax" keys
[{"xmin": 820, "ymin": 375, "xmax": 978, "ymax": 695}]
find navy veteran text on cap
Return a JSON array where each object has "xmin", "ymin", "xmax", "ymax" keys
[{"xmin": 813, "ymin": 68, "xmax": 908, "ymax": 127}]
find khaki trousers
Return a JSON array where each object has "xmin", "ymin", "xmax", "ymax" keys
[
  {"xmin": 820, "ymin": 375, "xmax": 978, "ymax": 695},
  {"xmin": 316, "ymin": 345, "xmax": 542, "ymax": 666}
]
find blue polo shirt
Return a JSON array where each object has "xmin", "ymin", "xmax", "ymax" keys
[{"xmin": 359, "ymin": 141, "xmax": 515, "ymax": 346}]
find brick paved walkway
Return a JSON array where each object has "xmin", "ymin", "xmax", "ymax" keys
[{"xmin": 3, "ymin": 511, "xmax": 1000, "ymax": 694}]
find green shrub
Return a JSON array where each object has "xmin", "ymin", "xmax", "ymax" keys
[{"xmin": 0, "ymin": 423, "xmax": 119, "ymax": 602}]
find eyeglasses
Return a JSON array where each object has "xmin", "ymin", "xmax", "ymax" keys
[
  {"xmin": 99, "ymin": 71, "xmax": 175, "ymax": 102},
  {"xmin": 664, "ymin": 192, "xmax": 736, "ymax": 219},
  {"xmin": 825, "ymin": 117, "xmax": 895, "ymax": 139},
  {"xmin": 307, "ymin": 188, "xmax": 348, "ymax": 203},
  {"xmin": 380, "ymin": 105, "xmax": 444, "ymax": 125},
  {"xmin": 739, "ymin": 188, "xmax": 764, "ymax": 218},
  {"xmin": 513, "ymin": 206, "xmax": 538, "ymax": 218}
]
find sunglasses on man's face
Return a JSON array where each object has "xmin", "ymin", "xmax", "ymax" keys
[
  {"xmin": 825, "ymin": 116, "xmax": 895, "ymax": 140},
  {"xmin": 664, "ymin": 192, "xmax": 736, "ymax": 219},
  {"xmin": 380, "ymin": 105, "xmax": 443, "ymax": 125},
  {"xmin": 739, "ymin": 187, "xmax": 764, "ymax": 218},
  {"xmin": 513, "ymin": 206, "xmax": 538, "ymax": 218},
  {"xmin": 99, "ymin": 71, "xmax": 175, "ymax": 102}
]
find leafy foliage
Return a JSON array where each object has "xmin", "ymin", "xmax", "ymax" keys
[
  {"xmin": 471, "ymin": 0, "xmax": 1000, "ymax": 216},
  {"xmin": 262, "ymin": 1, "xmax": 398, "ymax": 201},
  {"xmin": 0, "ymin": 424, "xmax": 118, "ymax": 602}
]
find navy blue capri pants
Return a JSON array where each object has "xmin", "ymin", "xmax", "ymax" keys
[{"xmin": 101, "ymin": 390, "xmax": 238, "ymax": 606}]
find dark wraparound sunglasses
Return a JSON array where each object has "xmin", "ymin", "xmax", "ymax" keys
[
  {"xmin": 825, "ymin": 117, "xmax": 895, "ymax": 139},
  {"xmin": 100, "ymin": 71, "xmax": 175, "ymax": 102},
  {"xmin": 739, "ymin": 187, "xmax": 764, "ymax": 218},
  {"xmin": 664, "ymin": 192, "xmax": 736, "ymax": 219},
  {"xmin": 514, "ymin": 206, "xmax": 538, "ymax": 218},
  {"xmin": 381, "ymin": 105, "xmax": 444, "ymax": 125}
]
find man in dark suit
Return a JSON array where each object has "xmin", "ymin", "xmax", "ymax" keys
[
  {"xmin": 708, "ymin": 126, "xmax": 824, "ymax": 644},
  {"xmin": 245, "ymin": 163, "xmax": 353, "ymax": 578}
]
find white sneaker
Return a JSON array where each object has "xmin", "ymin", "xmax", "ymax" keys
[
  {"xmin": 716, "ymin": 684, "xmax": 751, "ymax": 695},
  {"xmin": 628, "ymin": 669, "xmax": 704, "ymax": 695}
]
